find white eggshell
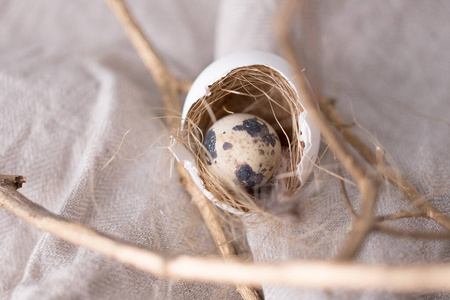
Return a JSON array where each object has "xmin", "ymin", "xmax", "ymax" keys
[
  {"xmin": 174, "ymin": 51, "xmax": 320, "ymax": 214},
  {"xmin": 202, "ymin": 113, "xmax": 281, "ymax": 190}
]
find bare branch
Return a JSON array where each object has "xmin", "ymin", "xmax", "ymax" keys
[
  {"xmin": 320, "ymin": 99, "xmax": 450, "ymax": 230},
  {"xmin": 335, "ymin": 177, "xmax": 379, "ymax": 260},
  {"xmin": 374, "ymin": 224, "xmax": 450, "ymax": 240},
  {"xmin": 376, "ymin": 210, "xmax": 427, "ymax": 222},
  {"xmin": 0, "ymin": 174, "xmax": 26, "ymax": 189},
  {"xmin": 335, "ymin": 161, "xmax": 357, "ymax": 219},
  {"xmin": 103, "ymin": 1, "xmax": 259, "ymax": 298},
  {"xmin": 277, "ymin": 0, "xmax": 380, "ymax": 261},
  {"xmin": 104, "ymin": 0, "xmax": 184, "ymax": 128},
  {"xmin": 3, "ymin": 181, "xmax": 450, "ymax": 291},
  {"xmin": 178, "ymin": 163, "xmax": 261, "ymax": 300},
  {"xmin": 277, "ymin": 3, "xmax": 369, "ymax": 187}
]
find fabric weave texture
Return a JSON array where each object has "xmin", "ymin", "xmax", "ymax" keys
[{"xmin": 1, "ymin": 0, "xmax": 450, "ymax": 299}]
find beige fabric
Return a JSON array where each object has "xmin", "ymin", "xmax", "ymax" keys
[{"xmin": 1, "ymin": 0, "xmax": 450, "ymax": 299}]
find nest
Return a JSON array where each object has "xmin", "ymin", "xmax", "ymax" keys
[{"xmin": 181, "ymin": 65, "xmax": 305, "ymax": 213}]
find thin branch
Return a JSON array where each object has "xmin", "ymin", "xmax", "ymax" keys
[
  {"xmin": 4, "ymin": 180, "xmax": 450, "ymax": 292},
  {"xmin": 335, "ymin": 178, "xmax": 379, "ymax": 260},
  {"xmin": 0, "ymin": 174, "xmax": 26, "ymax": 189},
  {"xmin": 177, "ymin": 164, "xmax": 261, "ymax": 300},
  {"xmin": 374, "ymin": 224, "xmax": 450, "ymax": 240},
  {"xmin": 320, "ymin": 98, "xmax": 450, "ymax": 230},
  {"xmin": 335, "ymin": 160, "xmax": 357, "ymax": 219},
  {"xmin": 336, "ymin": 149, "xmax": 383, "ymax": 260},
  {"xmin": 375, "ymin": 210, "xmax": 427, "ymax": 222},
  {"xmin": 277, "ymin": 0, "xmax": 380, "ymax": 261},
  {"xmin": 276, "ymin": 0, "xmax": 370, "ymax": 188},
  {"xmin": 104, "ymin": 0, "xmax": 184, "ymax": 129},
  {"xmin": 103, "ymin": 1, "xmax": 259, "ymax": 298}
]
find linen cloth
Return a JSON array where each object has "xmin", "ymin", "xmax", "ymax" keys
[{"xmin": 1, "ymin": 0, "xmax": 450, "ymax": 299}]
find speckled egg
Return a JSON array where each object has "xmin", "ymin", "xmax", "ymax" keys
[{"xmin": 202, "ymin": 113, "xmax": 282, "ymax": 190}]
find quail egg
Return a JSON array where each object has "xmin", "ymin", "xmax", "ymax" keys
[{"xmin": 202, "ymin": 113, "xmax": 282, "ymax": 190}]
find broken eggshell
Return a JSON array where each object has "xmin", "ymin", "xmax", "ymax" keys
[{"xmin": 173, "ymin": 51, "xmax": 320, "ymax": 214}]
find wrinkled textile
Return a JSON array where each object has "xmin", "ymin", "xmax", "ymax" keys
[{"xmin": 1, "ymin": 0, "xmax": 450, "ymax": 299}]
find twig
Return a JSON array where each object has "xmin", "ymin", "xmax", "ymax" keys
[
  {"xmin": 374, "ymin": 224, "xmax": 450, "ymax": 240},
  {"xmin": 335, "ymin": 177, "xmax": 379, "ymax": 260},
  {"xmin": 104, "ymin": 0, "xmax": 185, "ymax": 129},
  {"xmin": 375, "ymin": 210, "xmax": 426, "ymax": 222},
  {"xmin": 177, "ymin": 163, "xmax": 261, "ymax": 300},
  {"xmin": 320, "ymin": 98, "xmax": 450, "ymax": 230},
  {"xmin": 0, "ymin": 174, "xmax": 26, "ymax": 189},
  {"xmin": 277, "ymin": 0, "xmax": 369, "ymax": 187},
  {"xmin": 335, "ymin": 160, "xmax": 357, "ymax": 219},
  {"xmin": 4, "ymin": 179, "xmax": 450, "ymax": 291},
  {"xmin": 277, "ymin": 0, "xmax": 380, "ymax": 261},
  {"xmin": 103, "ymin": 1, "xmax": 259, "ymax": 298}
]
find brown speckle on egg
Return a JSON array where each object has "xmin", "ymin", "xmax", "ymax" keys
[
  {"xmin": 235, "ymin": 163, "xmax": 264, "ymax": 189},
  {"xmin": 203, "ymin": 129, "xmax": 217, "ymax": 165},
  {"xmin": 223, "ymin": 142, "xmax": 233, "ymax": 150}
]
